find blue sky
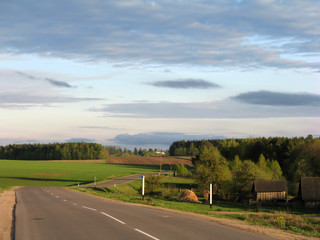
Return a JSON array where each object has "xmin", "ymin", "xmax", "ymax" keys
[{"xmin": 0, "ymin": 0, "xmax": 319, "ymax": 149}]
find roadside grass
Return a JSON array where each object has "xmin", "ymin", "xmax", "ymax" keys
[
  {"xmin": 224, "ymin": 212, "xmax": 320, "ymax": 237},
  {"xmin": 0, "ymin": 160, "xmax": 159, "ymax": 189},
  {"xmin": 74, "ymin": 176, "xmax": 320, "ymax": 238},
  {"xmin": 0, "ymin": 186, "xmax": 11, "ymax": 193}
]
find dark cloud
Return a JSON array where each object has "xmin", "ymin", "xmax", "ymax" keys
[
  {"xmin": 0, "ymin": 0, "xmax": 318, "ymax": 69},
  {"xmin": 16, "ymin": 71, "xmax": 36, "ymax": 80},
  {"xmin": 232, "ymin": 91, "xmax": 320, "ymax": 106},
  {"xmin": 45, "ymin": 78, "xmax": 74, "ymax": 88},
  {"xmin": 91, "ymin": 98, "xmax": 320, "ymax": 119},
  {"xmin": 149, "ymin": 79, "xmax": 221, "ymax": 89},
  {"xmin": 16, "ymin": 71, "xmax": 75, "ymax": 88},
  {"xmin": 111, "ymin": 132, "xmax": 225, "ymax": 146}
]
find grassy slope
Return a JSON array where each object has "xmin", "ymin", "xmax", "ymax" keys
[{"xmin": 0, "ymin": 159, "xmax": 159, "ymax": 191}]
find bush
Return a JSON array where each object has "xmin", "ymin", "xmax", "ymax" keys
[
  {"xmin": 174, "ymin": 164, "xmax": 191, "ymax": 177},
  {"xmin": 144, "ymin": 174, "xmax": 163, "ymax": 195}
]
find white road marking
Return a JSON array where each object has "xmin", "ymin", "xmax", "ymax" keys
[
  {"xmin": 134, "ymin": 228, "xmax": 160, "ymax": 240},
  {"xmin": 63, "ymin": 199, "xmax": 67, "ymax": 202},
  {"xmin": 82, "ymin": 206, "xmax": 97, "ymax": 211},
  {"xmin": 73, "ymin": 203, "xmax": 78, "ymax": 206},
  {"xmin": 100, "ymin": 212, "xmax": 126, "ymax": 225},
  {"xmin": 56, "ymin": 196, "xmax": 59, "ymax": 198}
]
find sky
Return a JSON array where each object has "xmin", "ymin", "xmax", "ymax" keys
[{"xmin": 0, "ymin": 0, "xmax": 319, "ymax": 149}]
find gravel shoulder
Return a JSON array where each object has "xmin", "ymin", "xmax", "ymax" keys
[{"xmin": 0, "ymin": 188, "xmax": 16, "ymax": 240}]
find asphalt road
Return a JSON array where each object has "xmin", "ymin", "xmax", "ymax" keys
[{"xmin": 15, "ymin": 186, "xmax": 276, "ymax": 240}]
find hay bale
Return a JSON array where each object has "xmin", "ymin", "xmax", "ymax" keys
[{"xmin": 179, "ymin": 190, "xmax": 201, "ymax": 203}]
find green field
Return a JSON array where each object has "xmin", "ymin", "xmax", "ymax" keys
[{"xmin": 0, "ymin": 160, "xmax": 159, "ymax": 191}]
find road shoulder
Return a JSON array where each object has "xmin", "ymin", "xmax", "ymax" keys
[{"xmin": 0, "ymin": 188, "xmax": 17, "ymax": 240}]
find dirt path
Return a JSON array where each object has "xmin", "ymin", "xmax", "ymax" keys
[{"xmin": 0, "ymin": 189, "xmax": 16, "ymax": 240}]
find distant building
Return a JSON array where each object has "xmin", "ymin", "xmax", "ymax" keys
[
  {"xmin": 156, "ymin": 151, "xmax": 165, "ymax": 156},
  {"xmin": 251, "ymin": 180, "xmax": 287, "ymax": 201},
  {"xmin": 298, "ymin": 177, "xmax": 320, "ymax": 208}
]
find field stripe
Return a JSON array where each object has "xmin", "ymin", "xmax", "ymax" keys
[
  {"xmin": 134, "ymin": 228, "xmax": 160, "ymax": 240},
  {"xmin": 100, "ymin": 212, "xmax": 126, "ymax": 225}
]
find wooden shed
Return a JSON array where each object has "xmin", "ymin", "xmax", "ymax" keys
[
  {"xmin": 298, "ymin": 177, "xmax": 320, "ymax": 208},
  {"xmin": 252, "ymin": 180, "xmax": 287, "ymax": 201}
]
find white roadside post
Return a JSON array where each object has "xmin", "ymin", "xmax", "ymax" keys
[
  {"xmin": 142, "ymin": 175, "xmax": 145, "ymax": 200},
  {"xmin": 94, "ymin": 176, "xmax": 97, "ymax": 188},
  {"xmin": 210, "ymin": 177, "xmax": 213, "ymax": 209},
  {"xmin": 139, "ymin": 175, "xmax": 145, "ymax": 200}
]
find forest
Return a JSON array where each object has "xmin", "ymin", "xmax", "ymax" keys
[
  {"xmin": 169, "ymin": 135, "xmax": 320, "ymax": 182},
  {"xmin": 0, "ymin": 142, "xmax": 107, "ymax": 160}
]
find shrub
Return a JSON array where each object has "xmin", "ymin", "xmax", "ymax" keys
[
  {"xmin": 277, "ymin": 216, "xmax": 286, "ymax": 229},
  {"xmin": 174, "ymin": 164, "xmax": 191, "ymax": 177},
  {"xmin": 145, "ymin": 174, "xmax": 163, "ymax": 195}
]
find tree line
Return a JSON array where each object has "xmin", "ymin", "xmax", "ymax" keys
[
  {"xmin": 105, "ymin": 146, "xmax": 167, "ymax": 157},
  {"xmin": 0, "ymin": 142, "xmax": 107, "ymax": 160},
  {"xmin": 0, "ymin": 143, "xmax": 168, "ymax": 160},
  {"xmin": 169, "ymin": 136, "xmax": 320, "ymax": 182}
]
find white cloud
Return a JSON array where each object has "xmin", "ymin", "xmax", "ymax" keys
[{"xmin": 0, "ymin": 0, "xmax": 318, "ymax": 69}]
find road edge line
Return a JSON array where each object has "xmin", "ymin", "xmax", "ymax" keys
[
  {"xmin": 100, "ymin": 212, "xmax": 126, "ymax": 225},
  {"xmin": 134, "ymin": 228, "xmax": 160, "ymax": 240},
  {"xmin": 82, "ymin": 206, "xmax": 97, "ymax": 211}
]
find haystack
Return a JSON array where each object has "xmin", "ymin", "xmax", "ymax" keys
[{"xmin": 179, "ymin": 190, "xmax": 201, "ymax": 203}]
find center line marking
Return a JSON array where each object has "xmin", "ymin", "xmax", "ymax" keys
[
  {"xmin": 134, "ymin": 228, "xmax": 160, "ymax": 240},
  {"xmin": 82, "ymin": 206, "xmax": 97, "ymax": 211},
  {"xmin": 100, "ymin": 212, "xmax": 125, "ymax": 225}
]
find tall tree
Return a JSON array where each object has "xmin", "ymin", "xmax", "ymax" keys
[{"xmin": 193, "ymin": 143, "xmax": 231, "ymax": 191}]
